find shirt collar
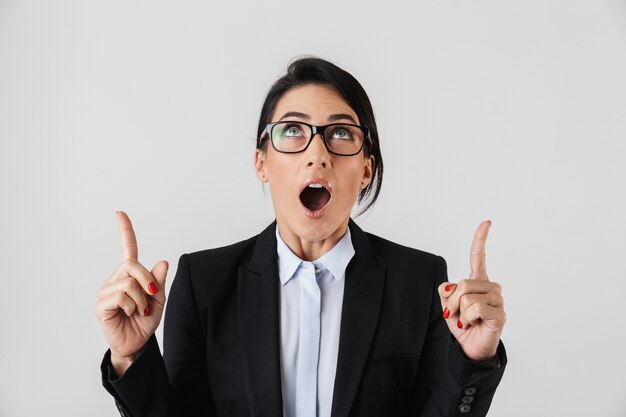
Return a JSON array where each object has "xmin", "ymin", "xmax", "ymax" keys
[{"xmin": 275, "ymin": 224, "xmax": 355, "ymax": 286}]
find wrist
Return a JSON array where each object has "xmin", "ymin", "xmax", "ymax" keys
[
  {"xmin": 460, "ymin": 347, "xmax": 499, "ymax": 367},
  {"xmin": 110, "ymin": 352, "xmax": 137, "ymax": 378},
  {"xmin": 474, "ymin": 353, "xmax": 500, "ymax": 368}
]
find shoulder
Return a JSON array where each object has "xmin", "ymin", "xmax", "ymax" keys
[
  {"xmin": 362, "ymin": 229, "xmax": 444, "ymax": 266},
  {"xmin": 177, "ymin": 221, "xmax": 276, "ymax": 280},
  {"xmin": 170, "ymin": 227, "xmax": 270, "ymax": 304},
  {"xmin": 355, "ymin": 228, "xmax": 448, "ymax": 290},
  {"xmin": 353, "ymin": 228, "xmax": 448, "ymax": 311},
  {"xmin": 183, "ymin": 233, "xmax": 260, "ymax": 274}
]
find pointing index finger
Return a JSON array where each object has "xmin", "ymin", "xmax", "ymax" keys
[
  {"xmin": 116, "ymin": 211, "xmax": 138, "ymax": 260},
  {"xmin": 469, "ymin": 220, "xmax": 491, "ymax": 280}
]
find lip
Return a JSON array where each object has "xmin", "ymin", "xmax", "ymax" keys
[
  {"xmin": 299, "ymin": 177, "xmax": 333, "ymax": 194},
  {"xmin": 299, "ymin": 177, "xmax": 333, "ymax": 219}
]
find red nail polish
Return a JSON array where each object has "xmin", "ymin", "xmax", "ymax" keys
[
  {"xmin": 144, "ymin": 307, "xmax": 150, "ymax": 317},
  {"xmin": 148, "ymin": 282, "xmax": 158, "ymax": 295},
  {"xmin": 443, "ymin": 307, "xmax": 450, "ymax": 319},
  {"xmin": 445, "ymin": 284, "xmax": 453, "ymax": 292},
  {"xmin": 457, "ymin": 320, "xmax": 463, "ymax": 329}
]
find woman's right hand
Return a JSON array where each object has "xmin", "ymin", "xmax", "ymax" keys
[{"xmin": 95, "ymin": 211, "xmax": 169, "ymax": 376}]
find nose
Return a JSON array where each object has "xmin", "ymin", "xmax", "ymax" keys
[{"xmin": 304, "ymin": 132, "xmax": 330, "ymax": 168}]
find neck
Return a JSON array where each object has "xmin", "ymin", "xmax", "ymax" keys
[{"xmin": 276, "ymin": 219, "xmax": 349, "ymax": 261}]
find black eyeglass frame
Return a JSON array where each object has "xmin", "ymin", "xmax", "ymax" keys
[{"xmin": 259, "ymin": 121, "xmax": 373, "ymax": 156}]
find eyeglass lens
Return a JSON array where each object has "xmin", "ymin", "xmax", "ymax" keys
[{"xmin": 271, "ymin": 122, "xmax": 364, "ymax": 155}]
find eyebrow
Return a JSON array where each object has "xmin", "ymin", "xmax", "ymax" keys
[{"xmin": 278, "ymin": 111, "xmax": 358, "ymax": 124}]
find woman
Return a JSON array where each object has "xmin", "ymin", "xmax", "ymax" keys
[{"xmin": 96, "ymin": 57, "xmax": 507, "ymax": 417}]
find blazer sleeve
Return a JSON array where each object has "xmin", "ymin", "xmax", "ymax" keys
[
  {"xmin": 100, "ymin": 253, "xmax": 217, "ymax": 417},
  {"xmin": 412, "ymin": 256, "xmax": 507, "ymax": 417}
]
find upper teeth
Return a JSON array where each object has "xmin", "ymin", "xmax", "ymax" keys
[{"xmin": 308, "ymin": 183, "xmax": 323, "ymax": 188}]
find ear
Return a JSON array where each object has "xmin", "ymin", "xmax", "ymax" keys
[
  {"xmin": 360, "ymin": 155, "xmax": 374, "ymax": 190},
  {"xmin": 255, "ymin": 149, "xmax": 269, "ymax": 183}
]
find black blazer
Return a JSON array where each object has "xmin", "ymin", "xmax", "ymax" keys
[{"xmin": 102, "ymin": 219, "xmax": 506, "ymax": 417}]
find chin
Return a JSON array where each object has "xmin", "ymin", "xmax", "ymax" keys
[
  {"xmin": 295, "ymin": 211, "xmax": 348, "ymax": 241},
  {"xmin": 275, "ymin": 196, "xmax": 352, "ymax": 243}
]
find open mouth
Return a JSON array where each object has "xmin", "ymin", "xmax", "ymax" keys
[{"xmin": 299, "ymin": 183, "xmax": 331, "ymax": 212}]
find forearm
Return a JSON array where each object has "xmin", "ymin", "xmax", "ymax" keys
[
  {"xmin": 110, "ymin": 354, "xmax": 134, "ymax": 378},
  {"xmin": 101, "ymin": 336, "xmax": 173, "ymax": 417}
]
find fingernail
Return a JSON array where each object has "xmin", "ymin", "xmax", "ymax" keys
[
  {"xmin": 457, "ymin": 320, "xmax": 463, "ymax": 329},
  {"xmin": 443, "ymin": 307, "xmax": 450, "ymax": 319},
  {"xmin": 445, "ymin": 284, "xmax": 454, "ymax": 292},
  {"xmin": 148, "ymin": 282, "xmax": 158, "ymax": 295},
  {"xmin": 143, "ymin": 307, "xmax": 150, "ymax": 317}
]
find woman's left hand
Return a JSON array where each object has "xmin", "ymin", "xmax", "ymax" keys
[{"xmin": 438, "ymin": 220, "xmax": 507, "ymax": 362}]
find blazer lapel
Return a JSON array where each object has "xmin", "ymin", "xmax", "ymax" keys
[
  {"xmin": 237, "ymin": 221, "xmax": 283, "ymax": 417},
  {"xmin": 331, "ymin": 219, "xmax": 386, "ymax": 417}
]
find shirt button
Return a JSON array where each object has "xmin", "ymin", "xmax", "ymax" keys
[
  {"xmin": 459, "ymin": 404, "xmax": 472, "ymax": 413},
  {"xmin": 315, "ymin": 268, "xmax": 320, "ymax": 273},
  {"xmin": 464, "ymin": 387, "xmax": 477, "ymax": 396}
]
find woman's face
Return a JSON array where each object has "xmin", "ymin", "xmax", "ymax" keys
[{"xmin": 255, "ymin": 83, "xmax": 373, "ymax": 247}]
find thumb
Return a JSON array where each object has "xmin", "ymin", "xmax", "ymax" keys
[{"xmin": 151, "ymin": 260, "xmax": 169, "ymax": 291}]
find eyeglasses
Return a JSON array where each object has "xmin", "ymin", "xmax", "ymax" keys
[{"xmin": 259, "ymin": 121, "xmax": 371, "ymax": 156}]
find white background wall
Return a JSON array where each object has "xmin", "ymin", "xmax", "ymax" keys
[{"xmin": 1, "ymin": 1, "xmax": 625, "ymax": 416}]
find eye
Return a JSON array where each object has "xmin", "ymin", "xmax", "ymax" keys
[
  {"xmin": 285, "ymin": 124, "xmax": 303, "ymax": 137},
  {"xmin": 330, "ymin": 127, "xmax": 353, "ymax": 140}
]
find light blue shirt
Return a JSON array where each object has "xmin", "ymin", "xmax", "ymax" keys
[{"xmin": 276, "ymin": 224, "xmax": 355, "ymax": 417}]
